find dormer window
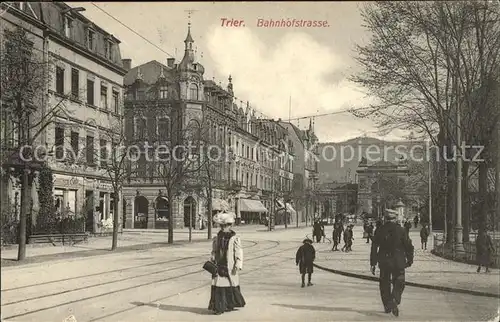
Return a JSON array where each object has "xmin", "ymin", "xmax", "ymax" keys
[
  {"xmin": 159, "ymin": 86, "xmax": 168, "ymax": 99},
  {"xmin": 63, "ymin": 15, "xmax": 73, "ymax": 38},
  {"xmin": 87, "ymin": 28, "xmax": 95, "ymax": 50},
  {"xmin": 104, "ymin": 40, "xmax": 113, "ymax": 59}
]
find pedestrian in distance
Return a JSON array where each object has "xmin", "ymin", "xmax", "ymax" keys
[
  {"xmin": 313, "ymin": 220, "xmax": 322, "ymax": 243},
  {"xmin": 475, "ymin": 228, "xmax": 495, "ymax": 273},
  {"xmin": 342, "ymin": 224, "xmax": 354, "ymax": 252},
  {"xmin": 296, "ymin": 238, "xmax": 316, "ymax": 287},
  {"xmin": 370, "ymin": 210, "xmax": 414, "ymax": 317},
  {"xmin": 420, "ymin": 224, "xmax": 429, "ymax": 250},
  {"xmin": 404, "ymin": 220, "xmax": 412, "ymax": 236},
  {"xmin": 208, "ymin": 212, "xmax": 246, "ymax": 315},
  {"xmin": 413, "ymin": 215, "xmax": 419, "ymax": 228},
  {"xmin": 332, "ymin": 219, "xmax": 344, "ymax": 251}
]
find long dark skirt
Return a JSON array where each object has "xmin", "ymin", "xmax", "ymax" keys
[{"xmin": 208, "ymin": 286, "xmax": 246, "ymax": 313}]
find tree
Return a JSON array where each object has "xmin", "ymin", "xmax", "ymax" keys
[
  {"xmin": 96, "ymin": 115, "xmax": 134, "ymax": 250},
  {"xmin": 350, "ymin": 1, "xmax": 500, "ymax": 239},
  {"xmin": 156, "ymin": 115, "xmax": 207, "ymax": 244},
  {"xmin": 1, "ymin": 27, "xmax": 70, "ymax": 260}
]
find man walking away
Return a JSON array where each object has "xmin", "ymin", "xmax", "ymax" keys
[
  {"xmin": 370, "ymin": 210, "xmax": 414, "ymax": 317},
  {"xmin": 413, "ymin": 215, "xmax": 419, "ymax": 228},
  {"xmin": 476, "ymin": 228, "xmax": 495, "ymax": 273},
  {"xmin": 312, "ymin": 220, "xmax": 322, "ymax": 243},
  {"xmin": 296, "ymin": 238, "xmax": 316, "ymax": 287},
  {"xmin": 420, "ymin": 224, "xmax": 429, "ymax": 250},
  {"xmin": 332, "ymin": 219, "xmax": 344, "ymax": 251}
]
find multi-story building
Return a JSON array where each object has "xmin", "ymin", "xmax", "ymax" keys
[
  {"xmin": 279, "ymin": 120, "xmax": 319, "ymax": 224},
  {"xmin": 1, "ymin": 2, "xmax": 127, "ymax": 232},
  {"xmin": 121, "ymin": 25, "xmax": 293, "ymax": 229}
]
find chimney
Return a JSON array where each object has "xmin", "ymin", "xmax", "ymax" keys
[
  {"xmin": 122, "ymin": 59, "xmax": 132, "ymax": 71},
  {"xmin": 167, "ymin": 58, "xmax": 175, "ymax": 68}
]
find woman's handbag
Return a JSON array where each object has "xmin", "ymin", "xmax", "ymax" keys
[{"xmin": 203, "ymin": 261, "xmax": 218, "ymax": 276}]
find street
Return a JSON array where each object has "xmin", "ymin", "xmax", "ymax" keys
[{"xmin": 1, "ymin": 226, "xmax": 499, "ymax": 321}]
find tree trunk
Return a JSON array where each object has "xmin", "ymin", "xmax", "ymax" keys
[
  {"xmin": 496, "ymin": 126, "xmax": 500, "ymax": 231},
  {"xmin": 207, "ymin": 189, "xmax": 212, "ymax": 240},
  {"xmin": 111, "ymin": 191, "xmax": 120, "ymax": 250},
  {"xmin": 17, "ymin": 167, "xmax": 29, "ymax": 261},
  {"xmin": 168, "ymin": 189, "xmax": 174, "ymax": 244},
  {"xmin": 478, "ymin": 161, "xmax": 488, "ymax": 231},
  {"xmin": 462, "ymin": 162, "xmax": 470, "ymax": 242}
]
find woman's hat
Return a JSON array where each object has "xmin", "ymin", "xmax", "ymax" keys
[
  {"xmin": 303, "ymin": 238, "xmax": 313, "ymax": 244},
  {"xmin": 213, "ymin": 211, "xmax": 236, "ymax": 225}
]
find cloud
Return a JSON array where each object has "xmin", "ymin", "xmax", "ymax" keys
[{"xmin": 205, "ymin": 25, "xmax": 374, "ymax": 140}]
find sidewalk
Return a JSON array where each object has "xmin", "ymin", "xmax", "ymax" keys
[
  {"xmin": 313, "ymin": 226, "xmax": 500, "ymax": 298},
  {"xmin": 0, "ymin": 230, "xmax": 209, "ymax": 268}
]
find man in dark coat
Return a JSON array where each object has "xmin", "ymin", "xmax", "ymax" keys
[
  {"xmin": 370, "ymin": 210, "xmax": 414, "ymax": 317},
  {"xmin": 332, "ymin": 220, "xmax": 344, "ymax": 251},
  {"xmin": 296, "ymin": 238, "xmax": 316, "ymax": 287},
  {"xmin": 420, "ymin": 224, "xmax": 430, "ymax": 250},
  {"xmin": 313, "ymin": 220, "xmax": 322, "ymax": 243},
  {"xmin": 413, "ymin": 215, "xmax": 419, "ymax": 228},
  {"xmin": 476, "ymin": 229, "xmax": 495, "ymax": 273},
  {"xmin": 404, "ymin": 220, "xmax": 412, "ymax": 236}
]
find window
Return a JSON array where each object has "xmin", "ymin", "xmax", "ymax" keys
[
  {"xmin": 86, "ymin": 135, "xmax": 94, "ymax": 165},
  {"xmin": 87, "ymin": 79, "xmax": 94, "ymax": 105},
  {"xmin": 189, "ymin": 84, "xmax": 198, "ymax": 100},
  {"xmin": 158, "ymin": 117, "xmax": 170, "ymax": 141},
  {"xmin": 100, "ymin": 139, "xmax": 107, "ymax": 167},
  {"xmin": 100, "ymin": 84, "xmax": 108, "ymax": 109},
  {"xmin": 71, "ymin": 68, "xmax": 79, "ymax": 99},
  {"xmin": 70, "ymin": 131, "xmax": 79, "ymax": 161},
  {"xmin": 55, "ymin": 127, "xmax": 65, "ymax": 160},
  {"xmin": 63, "ymin": 16, "xmax": 72, "ymax": 38},
  {"xmin": 138, "ymin": 117, "xmax": 147, "ymax": 139},
  {"xmin": 87, "ymin": 28, "xmax": 95, "ymax": 50},
  {"xmin": 56, "ymin": 66, "xmax": 64, "ymax": 95},
  {"xmin": 54, "ymin": 189, "xmax": 64, "ymax": 213},
  {"xmin": 159, "ymin": 86, "xmax": 168, "ymax": 99},
  {"xmin": 112, "ymin": 90, "xmax": 119, "ymax": 114},
  {"xmin": 105, "ymin": 40, "xmax": 112, "ymax": 59}
]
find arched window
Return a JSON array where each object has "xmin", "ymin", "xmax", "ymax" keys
[{"xmin": 189, "ymin": 83, "xmax": 199, "ymax": 100}]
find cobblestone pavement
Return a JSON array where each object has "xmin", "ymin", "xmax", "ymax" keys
[
  {"xmin": 314, "ymin": 225, "xmax": 500, "ymax": 297},
  {"xmin": 1, "ymin": 227, "xmax": 499, "ymax": 321}
]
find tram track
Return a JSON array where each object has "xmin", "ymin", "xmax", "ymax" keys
[
  {"xmin": 1, "ymin": 240, "xmax": 292, "ymax": 320},
  {"xmin": 1, "ymin": 240, "xmax": 260, "ymax": 293}
]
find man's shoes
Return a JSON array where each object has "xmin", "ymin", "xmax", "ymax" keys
[
  {"xmin": 214, "ymin": 311, "xmax": 223, "ymax": 315},
  {"xmin": 307, "ymin": 282, "xmax": 313, "ymax": 286},
  {"xmin": 301, "ymin": 283, "xmax": 305, "ymax": 288},
  {"xmin": 392, "ymin": 305, "xmax": 399, "ymax": 317}
]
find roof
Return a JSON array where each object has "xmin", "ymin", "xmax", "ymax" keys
[{"xmin": 124, "ymin": 60, "xmax": 174, "ymax": 86}]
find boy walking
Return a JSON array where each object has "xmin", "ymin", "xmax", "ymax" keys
[{"xmin": 296, "ymin": 238, "xmax": 316, "ymax": 287}]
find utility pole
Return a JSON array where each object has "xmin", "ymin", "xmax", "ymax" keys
[
  {"xmin": 269, "ymin": 151, "xmax": 275, "ymax": 231},
  {"xmin": 496, "ymin": 124, "xmax": 500, "ymax": 231},
  {"xmin": 428, "ymin": 156, "xmax": 433, "ymax": 242},
  {"xmin": 454, "ymin": 75, "xmax": 465, "ymax": 254}
]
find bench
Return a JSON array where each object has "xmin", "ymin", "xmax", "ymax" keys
[{"xmin": 28, "ymin": 233, "xmax": 89, "ymax": 246}]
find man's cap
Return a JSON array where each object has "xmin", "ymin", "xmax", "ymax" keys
[{"xmin": 303, "ymin": 238, "xmax": 313, "ymax": 244}]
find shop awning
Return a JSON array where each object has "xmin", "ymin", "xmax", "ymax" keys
[
  {"xmin": 240, "ymin": 199, "xmax": 268, "ymax": 213},
  {"xmin": 212, "ymin": 199, "xmax": 230, "ymax": 211}
]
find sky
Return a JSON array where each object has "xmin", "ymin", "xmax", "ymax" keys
[{"xmin": 73, "ymin": 2, "xmax": 409, "ymax": 143}]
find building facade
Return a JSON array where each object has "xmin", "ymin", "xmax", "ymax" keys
[
  {"xmin": 121, "ymin": 26, "xmax": 294, "ymax": 229},
  {"xmin": 1, "ymin": 2, "xmax": 127, "ymax": 232}
]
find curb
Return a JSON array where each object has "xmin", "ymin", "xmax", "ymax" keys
[{"xmin": 313, "ymin": 263, "xmax": 500, "ymax": 299}]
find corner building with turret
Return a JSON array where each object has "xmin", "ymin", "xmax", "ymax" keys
[{"xmin": 122, "ymin": 26, "xmax": 294, "ymax": 229}]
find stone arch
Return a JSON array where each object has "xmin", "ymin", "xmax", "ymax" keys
[
  {"xmin": 183, "ymin": 196, "xmax": 197, "ymax": 228},
  {"xmin": 134, "ymin": 195, "xmax": 149, "ymax": 229}
]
